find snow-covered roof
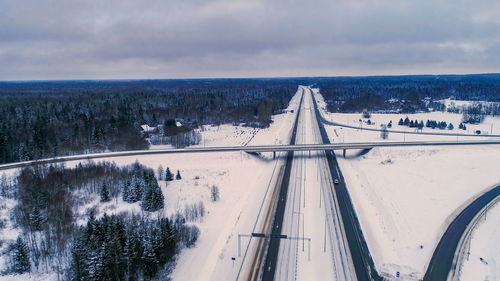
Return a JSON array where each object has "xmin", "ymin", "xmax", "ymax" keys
[{"xmin": 140, "ymin": 124, "xmax": 156, "ymax": 132}]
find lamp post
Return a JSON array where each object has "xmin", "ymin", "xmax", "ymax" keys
[{"xmin": 293, "ymin": 211, "xmax": 305, "ymax": 251}]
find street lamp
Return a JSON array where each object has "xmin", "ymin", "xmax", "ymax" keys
[{"xmin": 293, "ymin": 211, "xmax": 305, "ymax": 251}]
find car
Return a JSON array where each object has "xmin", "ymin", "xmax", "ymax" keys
[{"xmin": 334, "ymin": 179, "xmax": 339, "ymax": 184}]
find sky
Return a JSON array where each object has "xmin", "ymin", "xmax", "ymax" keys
[{"xmin": 1, "ymin": 0, "xmax": 500, "ymax": 80}]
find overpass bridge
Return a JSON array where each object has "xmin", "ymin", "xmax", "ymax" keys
[{"xmin": 1, "ymin": 140, "xmax": 499, "ymax": 171}]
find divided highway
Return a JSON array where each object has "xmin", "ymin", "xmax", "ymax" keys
[
  {"xmin": 311, "ymin": 89, "xmax": 383, "ymax": 281},
  {"xmin": 1, "ymin": 85, "xmax": 498, "ymax": 281},
  {"xmin": 262, "ymin": 87, "xmax": 357, "ymax": 281},
  {"xmin": 260, "ymin": 87, "xmax": 304, "ymax": 281}
]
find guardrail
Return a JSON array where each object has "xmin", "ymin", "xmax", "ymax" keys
[{"xmin": 1, "ymin": 140, "xmax": 500, "ymax": 171}]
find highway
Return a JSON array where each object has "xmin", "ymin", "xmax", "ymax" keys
[
  {"xmin": 312, "ymin": 88, "xmax": 383, "ymax": 281},
  {"xmin": 423, "ymin": 184, "xmax": 500, "ymax": 281},
  {"xmin": 2, "ymin": 141, "xmax": 500, "ymax": 171},
  {"xmin": 263, "ymin": 86, "xmax": 357, "ymax": 281},
  {"xmin": 2, "ymin": 85, "xmax": 498, "ymax": 281}
]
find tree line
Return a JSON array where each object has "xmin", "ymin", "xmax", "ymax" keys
[
  {"xmin": 315, "ymin": 74, "xmax": 500, "ymax": 113},
  {"xmin": 0, "ymin": 79, "xmax": 299, "ymax": 164},
  {"xmin": 397, "ymin": 117, "xmax": 465, "ymax": 130}
]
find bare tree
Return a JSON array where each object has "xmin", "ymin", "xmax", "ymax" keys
[{"xmin": 210, "ymin": 185, "xmax": 220, "ymax": 202}]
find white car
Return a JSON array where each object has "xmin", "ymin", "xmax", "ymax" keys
[{"xmin": 334, "ymin": 179, "xmax": 340, "ymax": 184}]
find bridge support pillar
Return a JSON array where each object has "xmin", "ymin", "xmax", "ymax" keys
[
  {"xmin": 273, "ymin": 151, "xmax": 276, "ymax": 160},
  {"xmin": 343, "ymin": 149, "xmax": 346, "ymax": 158}
]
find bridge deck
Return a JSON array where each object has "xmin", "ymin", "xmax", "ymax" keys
[{"xmin": 1, "ymin": 140, "xmax": 499, "ymax": 171}]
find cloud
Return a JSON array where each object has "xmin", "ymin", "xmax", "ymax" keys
[{"xmin": 1, "ymin": 0, "xmax": 499, "ymax": 80}]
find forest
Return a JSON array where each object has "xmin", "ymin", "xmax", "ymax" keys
[
  {"xmin": 0, "ymin": 79, "xmax": 299, "ymax": 164},
  {"xmin": 314, "ymin": 74, "xmax": 500, "ymax": 114},
  {"xmin": 0, "ymin": 161, "xmax": 197, "ymax": 280},
  {"xmin": 1, "ymin": 75, "xmax": 500, "ymax": 165}
]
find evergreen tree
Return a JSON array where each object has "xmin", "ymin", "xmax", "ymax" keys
[
  {"xmin": 142, "ymin": 174, "xmax": 164, "ymax": 212},
  {"xmin": 100, "ymin": 182, "xmax": 111, "ymax": 202},
  {"xmin": 176, "ymin": 170, "xmax": 182, "ymax": 180},
  {"xmin": 404, "ymin": 116, "xmax": 410, "ymax": 126},
  {"xmin": 71, "ymin": 234, "xmax": 89, "ymax": 281},
  {"xmin": 165, "ymin": 167, "xmax": 173, "ymax": 181},
  {"xmin": 127, "ymin": 175, "xmax": 145, "ymax": 203},
  {"xmin": 69, "ymin": 213, "xmax": 193, "ymax": 281},
  {"xmin": 398, "ymin": 118, "xmax": 404, "ymax": 126},
  {"xmin": 87, "ymin": 246, "xmax": 103, "ymax": 281},
  {"xmin": 30, "ymin": 207, "xmax": 45, "ymax": 231},
  {"xmin": 142, "ymin": 239, "xmax": 160, "ymax": 280},
  {"xmin": 12, "ymin": 236, "xmax": 30, "ymax": 274},
  {"xmin": 123, "ymin": 230, "xmax": 140, "ymax": 280},
  {"xmin": 448, "ymin": 123, "xmax": 454, "ymax": 130},
  {"xmin": 141, "ymin": 184, "xmax": 153, "ymax": 211},
  {"xmin": 122, "ymin": 180, "xmax": 131, "ymax": 202}
]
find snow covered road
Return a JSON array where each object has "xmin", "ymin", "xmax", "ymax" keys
[{"xmin": 274, "ymin": 87, "xmax": 355, "ymax": 281}]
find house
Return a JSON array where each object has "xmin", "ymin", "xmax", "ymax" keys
[{"xmin": 140, "ymin": 124, "xmax": 157, "ymax": 133}]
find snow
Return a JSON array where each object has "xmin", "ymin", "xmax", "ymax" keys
[
  {"xmin": 323, "ymin": 111, "xmax": 500, "ymax": 137},
  {"xmin": 0, "ymin": 198, "xmax": 21, "ymax": 272},
  {"xmin": 0, "ymin": 87, "xmax": 303, "ymax": 281},
  {"xmin": 2, "ymin": 85, "xmax": 498, "ymax": 281},
  {"xmin": 438, "ymin": 98, "xmax": 499, "ymax": 111},
  {"xmin": 314, "ymin": 88, "xmax": 500, "ymax": 280},
  {"xmin": 459, "ymin": 201, "xmax": 500, "ymax": 281},
  {"xmin": 275, "ymin": 86, "xmax": 351, "ymax": 281},
  {"xmin": 140, "ymin": 124, "xmax": 157, "ymax": 132}
]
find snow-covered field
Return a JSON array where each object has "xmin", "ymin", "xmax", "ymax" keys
[
  {"xmin": 315, "ymin": 89, "xmax": 500, "ymax": 280},
  {"xmin": 0, "ymin": 88, "xmax": 303, "ymax": 281},
  {"xmin": 324, "ymin": 110, "xmax": 500, "ymax": 137},
  {"xmin": 460, "ymin": 201, "xmax": 500, "ymax": 281}
]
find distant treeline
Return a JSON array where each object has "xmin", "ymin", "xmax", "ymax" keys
[
  {"xmin": 0, "ymin": 79, "xmax": 299, "ymax": 164},
  {"xmin": 314, "ymin": 74, "xmax": 500, "ymax": 113}
]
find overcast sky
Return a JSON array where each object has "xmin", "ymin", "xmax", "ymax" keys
[{"xmin": 1, "ymin": 0, "xmax": 500, "ymax": 80}]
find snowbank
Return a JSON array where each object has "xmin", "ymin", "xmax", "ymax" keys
[{"xmin": 459, "ymin": 201, "xmax": 500, "ymax": 281}]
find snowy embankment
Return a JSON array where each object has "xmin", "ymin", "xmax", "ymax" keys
[
  {"xmin": 0, "ymin": 87, "xmax": 303, "ymax": 281},
  {"xmin": 460, "ymin": 201, "xmax": 500, "ymax": 281},
  {"xmin": 314, "ymin": 89, "xmax": 500, "ymax": 280}
]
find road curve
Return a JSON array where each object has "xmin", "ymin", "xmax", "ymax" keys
[
  {"xmin": 315, "ymin": 104, "xmax": 500, "ymax": 138},
  {"xmin": 423, "ymin": 185, "xmax": 500, "ymax": 281}
]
